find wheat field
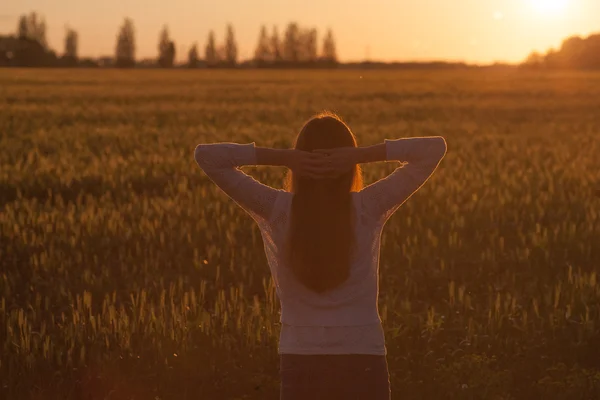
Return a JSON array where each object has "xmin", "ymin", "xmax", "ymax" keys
[{"xmin": 1, "ymin": 68, "xmax": 599, "ymax": 399}]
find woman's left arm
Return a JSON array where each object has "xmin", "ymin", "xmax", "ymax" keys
[{"xmin": 194, "ymin": 142, "xmax": 287, "ymax": 222}]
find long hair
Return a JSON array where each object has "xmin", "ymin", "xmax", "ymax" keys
[{"xmin": 285, "ymin": 112, "xmax": 364, "ymax": 293}]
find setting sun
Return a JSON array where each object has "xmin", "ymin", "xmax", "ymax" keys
[{"xmin": 529, "ymin": 0, "xmax": 570, "ymax": 15}]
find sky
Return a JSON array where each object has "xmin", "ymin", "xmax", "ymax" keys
[{"xmin": 1, "ymin": 0, "xmax": 599, "ymax": 64}]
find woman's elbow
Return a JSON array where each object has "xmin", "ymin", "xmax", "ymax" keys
[
  {"xmin": 433, "ymin": 136, "xmax": 447, "ymax": 159},
  {"xmin": 194, "ymin": 144, "xmax": 207, "ymax": 167},
  {"xmin": 194, "ymin": 144, "xmax": 223, "ymax": 171}
]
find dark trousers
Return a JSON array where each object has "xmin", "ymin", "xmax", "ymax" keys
[{"xmin": 279, "ymin": 354, "xmax": 391, "ymax": 400}]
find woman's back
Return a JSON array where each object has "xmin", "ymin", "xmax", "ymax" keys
[
  {"xmin": 195, "ymin": 134, "xmax": 446, "ymax": 357},
  {"xmin": 263, "ymin": 191, "xmax": 385, "ymax": 327},
  {"xmin": 264, "ymin": 190, "xmax": 389, "ymax": 356}
]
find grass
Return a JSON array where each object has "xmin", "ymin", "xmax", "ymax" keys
[{"xmin": 1, "ymin": 68, "xmax": 599, "ymax": 399}]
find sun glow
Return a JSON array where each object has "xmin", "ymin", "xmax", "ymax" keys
[{"xmin": 529, "ymin": 0, "xmax": 570, "ymax": 16}]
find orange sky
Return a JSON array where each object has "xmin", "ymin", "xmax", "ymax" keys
[{"xmin": 1, "ymin": 0, "xmax": 598, "ymax": 63}]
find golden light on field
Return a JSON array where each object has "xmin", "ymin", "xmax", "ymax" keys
[
  {"xmin": 1, "ymin": 68, "xmax": 600, "ymax": 398},
  {"xmin": 528, "ymin": 0, "xmax": 570, "ymax": 16}
]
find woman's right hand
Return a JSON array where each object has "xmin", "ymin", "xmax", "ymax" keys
[
  {"xmin": 285, "ymin": 149, "xmax": 330, "ymax": 179},
  {"xmin": 312, "ymin": 147, "xmax": 362, "ymax": 178}
]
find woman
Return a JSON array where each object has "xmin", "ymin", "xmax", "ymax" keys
[{"xmin": 194, "ymin": 112, "xmax": 447, "ymax": 399}]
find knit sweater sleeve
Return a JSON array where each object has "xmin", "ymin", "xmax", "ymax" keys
[
  {"xmin": 358, "ymin": 137, "xmax": 447, "ymax": 223},
  {"xmin": 194, "ymin": 142, "xmax": 281, "ymax": 222}
]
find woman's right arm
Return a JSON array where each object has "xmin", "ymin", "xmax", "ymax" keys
[
  {"xmin": 358, "ymin": 137, "xmax": 447, "ymax": 223},
  {"xmin": 194, "ymin": 142, "xmax": 328, "ymax": 222},
  {"xmin": 194, "ymin": 142, "xmax": 283, "ymax": 222}
]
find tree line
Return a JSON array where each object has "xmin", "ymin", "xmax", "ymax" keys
[
  {"xmin": 522, "ymin": 33, "xmax": 600, "ymax": 69},
  {"xmin": 1, "ymin": 12, "xmax": 338, "ymax": 68}
]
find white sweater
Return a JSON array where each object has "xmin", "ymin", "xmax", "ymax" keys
[{"xmin": 194, "ymin": 137, "xmax": 447, "ymax": 355}]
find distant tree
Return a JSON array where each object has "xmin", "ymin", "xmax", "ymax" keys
[
  {"xmin": 158, "ymin": 25, "xmax": 176, "ymax": 68},
  {"xmin": 36, "ymin": 17, "xmax": 48, "ymax": 49},
  {"xmin": 560, "ymin": 36, "xmax": 586, "ymax": 68},
  {"xmin": 17, "ymin": 16, "xmax": 28, "ymax": 39},
  {"xmin": 63, "ymin": 28, "xmax": 78, "ymax": 66},
  {"xmin": 283, "ymin": 22, "xmax": 300, "ymax": 63},
  {"xmin": 523, "ymin": 33, "xmax": 600, "ymax": 70},
  {"xmin": 216, "ymin": 44, "xmax": 227, "ymax": 64},
  {"xmin": 205, "ymin": 30, "xmax": 218, "ymax": 67},
  {"xmin": 188, "ymin": 43, "xmax": 199, "ymax": 68},
  {"xmin": 544, "ymin": 49, "xmax": 559, "ymax": 68},
  {"xmin": 297, "ymin": 29, "xmax": 308, "ymax": 62},
  {"xmin": 115, "ymin": 18, "xmax": 136, "ymax": 68},
  {"xmin": 587, "ymin": 34, "xmax": 600, "ymax": 67},
  {"xmin": 166, "ymin": 42, "xmax": 175, "ymax": 67},
  {"xmin": 29, "ymin": 13, "xmax": 47, "ymax": 49},
  {"xmin": 523, "ymin": 51, "xmax": 544, "ymax": 69},
  {"xmin": 254, "ymin": 25, "xmax": 271, "ymax": 64},
  {"xmin": 16, "ymin": 12, "xmax": 47, "ymax": 49},
  {"xmin": 311, "ymin": 29, "xmax": 319, "ymax": 62},
  {"xmin": 322, "ymin": 28, "xmax": 338, "ymax": 64},
  {"xmin": 302, "ymin": 28, "xmax": 318, "ymax": 63},
  {"xmin": 271, "ymin": 26, "xmax": 282, "ymax": 63},
  {"xmin": 12, "ymin": 38, "xmax": 49, "ymax": 67},
  {"xmin": 79, "ymin": 58, "xmax": 99, "ymax": 68},
  {"xmin": 14, "ymin": 12, "xmax": 52, "ymax": 66},
  {"xmin": 224, "ymin": 24, "xmax": 238, "ymax": 66}
]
